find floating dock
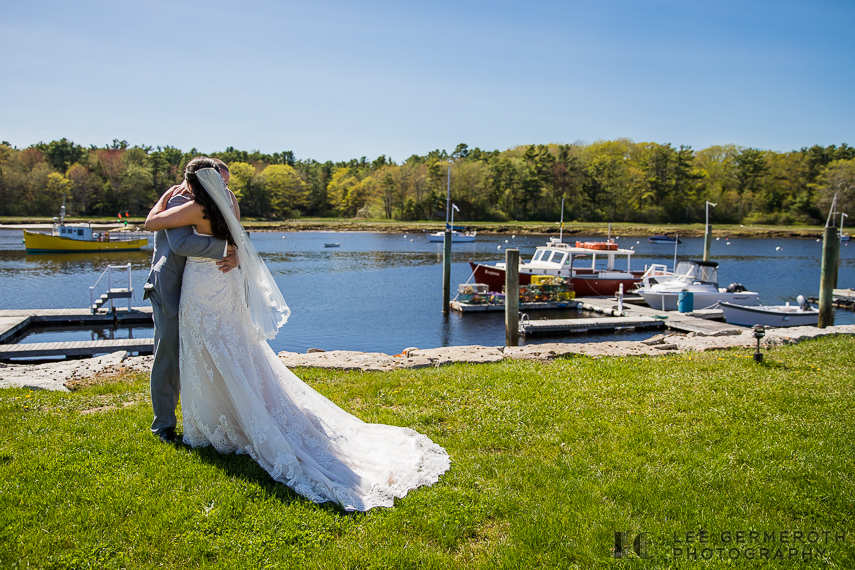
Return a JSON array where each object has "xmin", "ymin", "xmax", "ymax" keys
[
  {"xmin": 808, "ymin": 289, "xmax": 855, "ymax": 311},
  {"xmin": 0, "ymin": 307, "xmax": 153, "ymax": 361},
  {"xmin": 451, "ymin": 299, "xmax": 582, "ymax": 312},
  {"xmin": 520, "ymin": 315, "xmax": 664, "ymax": 335},
  {"xmin": 517, "ymin": 296, "xmax": 746, "ymax": 336}
]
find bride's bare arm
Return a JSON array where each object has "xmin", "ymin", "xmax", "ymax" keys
[{"xmin": 145, "ymin": 200, "xmax": 204, "ymax": 231}]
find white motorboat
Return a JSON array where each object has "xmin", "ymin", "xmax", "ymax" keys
[
  {"xmin": 719, "ymin": 297, "xmax": 818, "ymax": 327},
  {"xmin": 636, "ymin": 260, "xmax": 759, "ymax": 311},
  {"xmin": 427, "ymin": 230, "xmax": 477, "ymax": 242}
]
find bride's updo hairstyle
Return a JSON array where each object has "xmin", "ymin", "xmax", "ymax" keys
[{"xmin": 184, "ymin": 157, "xmax": 235, "ymax": 245}]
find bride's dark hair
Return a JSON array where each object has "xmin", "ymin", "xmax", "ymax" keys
[{"xmin": 184, "ymin": 157, "xmax": 235, "ymax": 245}]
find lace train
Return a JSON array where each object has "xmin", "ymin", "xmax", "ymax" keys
[{"xmin": 178, "ymin": 257, "xmax": 450, "ymax": 511}]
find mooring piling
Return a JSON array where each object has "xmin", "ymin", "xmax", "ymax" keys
[
  {"xmin": 442, "ymin": 229, "xmax": 452, "ymax": 313},
  {"xmin": 818, "ymin": 198, "xmax": 841, "ymax": 328},
  {"xmin": 504, "ymin": 248, "xmax": 519, "ymax": 346}
]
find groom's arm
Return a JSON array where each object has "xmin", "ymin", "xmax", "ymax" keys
[{"xmin": 164, "ymin": 225, "xmax": 228, "ymax": 259}]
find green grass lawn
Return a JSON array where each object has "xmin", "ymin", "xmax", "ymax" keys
[{"xmin": 2, "ymin": 337, "xmax": 853, "ymax": 569}]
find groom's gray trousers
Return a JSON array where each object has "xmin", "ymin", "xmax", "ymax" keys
[{"xmin": 144, "ymin": 193, "xmax": 227, "ymax": 435}]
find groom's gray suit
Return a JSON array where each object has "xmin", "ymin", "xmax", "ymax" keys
[{"xmin": 144, "ymin": 192, "xmax": 228, "ymax": 435}]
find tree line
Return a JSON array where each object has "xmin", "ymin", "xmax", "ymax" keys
[{"xmin": 1, "ymin": 138, "xmax": 853, "ymax": 225}]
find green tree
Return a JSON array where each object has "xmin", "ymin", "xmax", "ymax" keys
[
  {"xmin": 261, "ymin": 164, "xmax": 309, "ymax": 217},
  {"xmin": 38, "ymin": 138, "xmax": 87, "ymax": 172},
  {"xmin": 120, "ymin": 163, "xmax": 154, "ymax": 215},
  {"xmin": 227, "ymin": 162, "xmax": 255, "ymax": 203},
  {"xmin": 815, "ymin": 158, "xmax": 855, "ymax": 220},
  {"xmin": 37, "ymin": 172, "xmax": 72, "ymax": 215},
  {"xmin": 734, "ymin": 148, "xmax": 767, "ymax": 194}
]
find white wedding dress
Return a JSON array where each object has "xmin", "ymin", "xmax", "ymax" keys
[{"xmin": 178, "ymin": 255, "xmax": 450, "ymax": 511}]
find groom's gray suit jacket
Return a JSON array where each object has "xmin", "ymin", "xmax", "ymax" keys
[{"xmin": 143, "ymin": 193, "xmax": 228, "ymax": 317}]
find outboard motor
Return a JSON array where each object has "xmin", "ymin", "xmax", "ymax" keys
[
  {"xmin": 797, "ymin": 295, "xmax": 811, "ymax": 311},
  {"xmin": 726, "ymin": 283, "xmax": 747, "ymax": 293}
]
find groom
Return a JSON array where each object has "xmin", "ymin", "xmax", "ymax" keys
[{"xmin": 144, "ymin": 159, "xmax": 237, "ymax": 443}]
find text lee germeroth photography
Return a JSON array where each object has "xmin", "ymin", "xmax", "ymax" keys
[{"xmin": 614, "ymin": 529, "xmax": 847, "ymax": 562}]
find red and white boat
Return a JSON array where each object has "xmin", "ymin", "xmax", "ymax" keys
[{"xmin": 469, "ymin": 238, "xmax": 645, "ymax": 297}]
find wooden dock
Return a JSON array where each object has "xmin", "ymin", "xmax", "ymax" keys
[
  {"xmin": 0, "ymin": 307, "xmax": 153, "ymax": 361},
  {"xmin": 451, "ymin": 300, "xmax": 581, "ymax": 312},
  {"xmin": 578, "ymin": 297, "xmax": 746, "ymax": 335},
  {"xmin": 808, "ymin": 289, "xmax": 855, "ymax": 311},
  {"xmin": 520, "ymin": 315, "xmax": 663, "ymax": 335},
  {"xmin": 518, "ymin": 296, "xmax": 747, "ymax": 337},
  {"xmin": 0, "ymin": 338, "xmax": 154, "ymax": 360}
]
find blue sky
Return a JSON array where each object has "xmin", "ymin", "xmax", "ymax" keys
[{"xmin": 1, "ymin": 0, "xmax": 853, "ymax": 162}]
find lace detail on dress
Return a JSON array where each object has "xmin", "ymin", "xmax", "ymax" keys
[{"xmin": 178, "ymin": 257, "xmax": 450, "ymax": 511}]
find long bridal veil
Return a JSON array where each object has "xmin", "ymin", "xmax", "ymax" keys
[{"xmin": 195, "ymin": 168, "xmax": 290, "ymax": 340}]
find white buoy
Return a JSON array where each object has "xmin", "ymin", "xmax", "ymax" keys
[
  {"xmin": 630, "ymin": 246, "xmax": 634, "ymax": 250},
  {"xmin": 716, "ymin": 237, "xmax": 720, "ymax": 241},
  {"xmin": 636, "ymin": 241, "xmax": 640, "ymax": 244},
  {"xmin": 505, "ymin": 239, "xmax": 509, "ymax": 243},
  {"xmin": 726, "ymin": 242, "xmax": 731, "ymax": 245},
  {"xmin": 816, "ymin": 238, "xmax": 821, "ymax": 242},
  {"xmin": 497, "ymin": 245, "xmax": 502, "ymax": 249},
  {"xmin": 776, "ymin": 246, "xmax": 782, "ymax": 251},
  {"xmin": 282, "ymin": 236, "xmax": 286, "ymax": 239},
  {"xmin": 410, "ymin": 239, "xmax": 413, "ymax": 242},
  {"xmin": 512, "ymin": 235, "xmax": 516, "ymax": 239}
]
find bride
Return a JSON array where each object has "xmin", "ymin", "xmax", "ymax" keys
[{"xmin": 145, "ymin": 157, "xmax": 449, "ymax": 511}]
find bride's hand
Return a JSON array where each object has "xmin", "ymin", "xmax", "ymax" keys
[{"xmin": 217, "ymin": 245, "xmax": 239, "ymax": 273}]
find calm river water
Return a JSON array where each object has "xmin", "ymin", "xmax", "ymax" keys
[{"xmin": 1, "ymin": 230, "xmax": 852, "ymax": 354}]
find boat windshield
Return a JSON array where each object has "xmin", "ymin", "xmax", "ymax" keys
[
  {"xmin": 696, "ymin": 264, "xmax": 718, "ymax": 284},
  {"xmin": 674, "ymin": 261, "xmax": 697, "ymax": 278}
]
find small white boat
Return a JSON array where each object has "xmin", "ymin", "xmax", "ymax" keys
[
  {"xmin": 719, "ymin": 297, "xmax": 818, "ymax": 327},
  {"xmin": 636, "ymin": 260, "xmax": 759, "ymax": 311},
  {"xmin": 648, "ymin": 234, "xmax": 681, "ymax": 244},
  {"xmin": 427, "ymin": 230, "xmax": 477, "ymax": 242},
  {"xmin": 324, "ymin": 243, "xmax": 340, "ymax": 248}
]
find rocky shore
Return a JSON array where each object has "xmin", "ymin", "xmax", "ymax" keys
[{"xmin": 2, "ymin": 324, "xmax": 852, "ymax": 393}]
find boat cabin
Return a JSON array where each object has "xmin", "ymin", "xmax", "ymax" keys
[
  {"xmin": 520, "ymin": 239, "xmax": 635, "ymax": 278},
  {"xmin": 54, "ymin": 224, "xmax": 113, "ymax": 242},
  {"xmin": 525, "ymin": 241, "xmax": 635, "ymax": 273},
  {"xmin": 57, "ymin": 225, "xmax": 95, "ymax": 241}
]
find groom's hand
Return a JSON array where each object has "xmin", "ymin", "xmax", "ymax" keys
[{"xmin": 217, "ymin": 246, "xmax": 239, "ymax": 273}]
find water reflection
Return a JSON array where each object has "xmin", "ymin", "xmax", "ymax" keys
[{"xmin": 17, "ymin": 325, "xmax": 154, "ymax": 344}]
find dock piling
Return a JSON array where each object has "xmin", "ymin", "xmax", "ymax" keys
[
  {"xmin": 442, "ymin": 229, "xmax": 452, "ymax": 313},
  {"xmin": 819, "ymin": 225, "xmax": 840, "ymax": 328},
  {"xmin": 505, "ymin": 249, "xmax": 519, "ymax": 346}
]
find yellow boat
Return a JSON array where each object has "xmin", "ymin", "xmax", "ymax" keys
[{"xmin": 24, "ymin": 225, "xmax": 148, "ymax": 253}]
